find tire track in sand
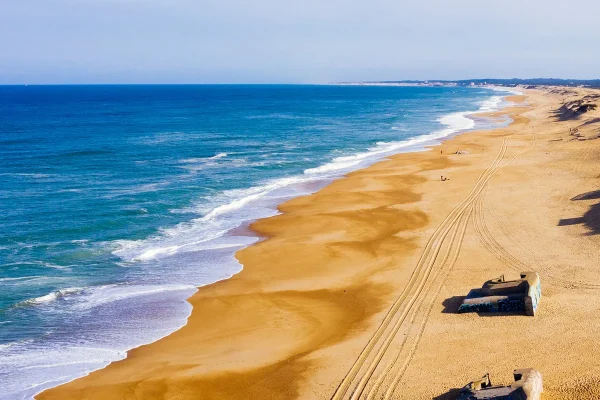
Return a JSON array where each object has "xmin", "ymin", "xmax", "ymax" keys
[
  {"xmin": 473, "ymin": 186, "xmax": 600, "ymax": 290},
  {"xmin": 331, "ymin": 134, "xmax": 533, "ymax": 400},
  {"xmin": 365, "ymin": 207, "xmax": 472, "ymax": 400},
  {"xmin": 371, "ymin": 134, "xmax": 539, "ymax": 400}
]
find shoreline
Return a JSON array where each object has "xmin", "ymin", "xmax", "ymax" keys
[
  {"xmin": 10, "ymin": 87, "xmax": 512, "ymax": 399},
  {"xmin": 33, "ymin": 89, "xmax": 520, "ymax": 398},
  {"xmin": 38, "ymin": 86, "xmax": 600, "ymax": 399}
]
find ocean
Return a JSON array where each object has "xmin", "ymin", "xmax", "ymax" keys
[{"xmin": 0, "ymin": 84, "xmax": 513, "ymax": 399}]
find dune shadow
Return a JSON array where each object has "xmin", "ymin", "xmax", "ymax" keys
[
  {"xmin": 551, "ymin": 96, "xmax": 599, "ymax": 121},
  {"xmin": 571, "ymin": 190, "xmax": 600, "ymax": 201},
  {"xmin": 432, "ymin": 388, "xmax": 462, "ymax": 400},
  {"xmin": 580, "ymin": 117, "xmax": 600, "ymax": 128},
  {"xmin": 558, "ymin": 192, "xmax": 600, "ymax": 235},
  {"xmin": 441, "ymin": 296, "xmax": 465, "ymax": 314}
]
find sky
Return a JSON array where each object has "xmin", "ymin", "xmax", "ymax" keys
[{"xmin": 1, "ymin": 0, "xmax": 599, "ymax": 84}]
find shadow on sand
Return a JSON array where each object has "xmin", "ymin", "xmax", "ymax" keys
[
  {"xmin": 571, "ymin": 189, "xmax": 600, "ymax": 201},
  {"xmin": 432, "ymin": 388, "xmax": 462, "ymax": 400},
  {"xmin": 441, "ymin": 296, "xmax": 465, "ymax": 314},
  {"xmin": 442, "ymin": 295, "xmax": 531, "ymax": 317},
  {"xmin": 558, "ymin": 190, "xmax": 600, "ymax": 235},
  {"xmin": 551, "ymin": 96, "xmax": 599, "ymax": 121}
]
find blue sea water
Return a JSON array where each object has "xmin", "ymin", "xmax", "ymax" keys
[{"xmin": 0, "ymin": 84, "xmax": 512, "ymax": 399}]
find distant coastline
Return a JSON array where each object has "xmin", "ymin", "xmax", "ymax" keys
[{"xmin": 336, "ymin": 77, "xmax": 600, "ymax": 88}]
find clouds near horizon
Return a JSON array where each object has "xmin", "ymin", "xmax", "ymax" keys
[{"xmin": 1, "ymin": 0, "xmax": 599, "ymax": 83}]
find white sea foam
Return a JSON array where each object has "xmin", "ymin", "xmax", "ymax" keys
[
  {"xmin": 488, "ymin": 86, "xmax": 523, "ymax": 96},
  {"xmin": 21, "ymin": 288, "xmax": 83, "ymax": 305},
  {"xmin": 134, "ymin": 245, "xmax": 181, "ymax": 261},
  {"xmin": 102, "ymin": 182, "xmax": 171, "ymax": 199},
  {"xmin": 111, "ymin": 96, "xmax": 503, "ymax": 284},
  {"xmin": 1, "ymin": 284, "xmax": 197, "ymax": 400},
  {"xmin": 114, "ymin": 90, "xmax": 507, "ymax": 268},
  {"xmin": 0, "ymin": 276, "xmax": 40, "ymax": 282},
  {"xmin": 69, "ymin": 284, "xmax": 196, "ymax": 311},
  {"xmin": 178, "ymin": 154, "xmax": 269, "ymax": 174},
  {"xmin": 42, "ymin": 262, "xmax": 73, "ymax": 270},
  {"xmin": 0, "ymin": 340, "xmax": 34, "ymax": 351},
  {"xmin": 304, "ymin": 110, "xmax": 475, "ymax": 176},
  {"xmin": 201, "ymin": 176, "xmax": 311, "ymax": 221},
  {"xmin": 113, "ymin": 219, "xmax": 234, "ymax": 263},
  {"xmin": 18, "ymin": 284, "xmax": 197, "ymax": 311},
  {"xmin": 177, "ymin": 153, "xmax": 231, "ymax": 173},
  {"xmin": 180, "ymin": 152, "xmax": 228, "ymax": 164},
  {"xmin": 0, "ymin": 173, "xmax": 53, "ymax": 179},
  {"xmin": 57, "ymin": 189, "xmax": 83, "ymax": 193},
  {"xmin": 478, "ymin": 96, "xmax": 502, "ymax": 112},
  {"xmin": 3, "ymin": 261, "xmax": 74, "ymax": 270}
]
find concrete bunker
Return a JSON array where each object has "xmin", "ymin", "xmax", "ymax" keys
[
  {"xmin": 457, "ymin": 368, "xmax": 543, "ymax": 400},
  {"xmin": 458, "ymin": 272, "xmax": 541, "ymax": 316}
]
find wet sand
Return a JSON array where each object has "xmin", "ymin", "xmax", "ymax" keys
[{"xmin": 38, "ymin": 88, "xmax": 600, "ymax": 399}]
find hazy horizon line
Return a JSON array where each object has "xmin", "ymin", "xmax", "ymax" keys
[{"xmin": 1, "ymin": 77, "xmax": 599, "ymax": 87}]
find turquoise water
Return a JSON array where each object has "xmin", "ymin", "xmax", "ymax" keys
[{"xmin": 0, "ymin": 84, "xmax": 511, "ymax": 398}]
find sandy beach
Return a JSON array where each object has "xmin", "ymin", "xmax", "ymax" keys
[{"xmin": 37, "ymin": 87, "xmax": 600, "ymax": 399}]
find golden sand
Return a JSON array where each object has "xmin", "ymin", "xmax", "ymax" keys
[{"xmin": 38, "ymin": 87, "xmax": 600, "ymax": 399}]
